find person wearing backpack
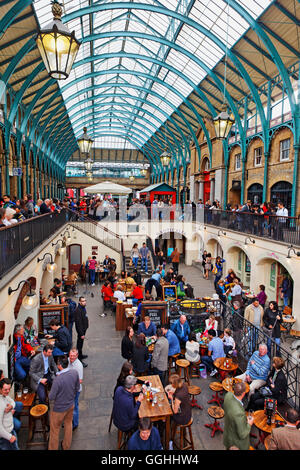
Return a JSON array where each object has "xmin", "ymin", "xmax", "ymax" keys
[{"xmin": 66, "ymin": 298, "xmax": 77, "ymax": 341}]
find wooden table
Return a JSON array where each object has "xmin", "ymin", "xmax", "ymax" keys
[
  {"xmin": 281, "ymin": 315, "xmax": 296, "ymax": 338},
  {"xmin": 14, "ymin": 391, "xmax": 36, "ymax": 428},
  {"xmin": 222, "ymin": 377, "xmax": 250, "ymax": 394},
  {"xmin": 251, "ymin": 409, "xmax": 285, "ymax": 448},
  {"xmin": 214, "ymin": 357, "xmax": 239, "ymax": 380},
  {"xmin": 137, "ymin": 375, "xmax": 173, "ymax": 449}
]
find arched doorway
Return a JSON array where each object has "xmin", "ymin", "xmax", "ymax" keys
[
  {"xmin": 68, "ymin": 244, "xmax": 82, "ymax": 273},
  {"xmin": 227, "ymin": 246, "xmax": 251, "ymax": 288},
  {"xmin": 247, "ymin": 183, "xmax": 263, "ymax": 205},
  {"xmin": 271, "ymin": 181, "xmax": 292, "ymax": 212},
  {"xmin": 156, "ymin": 231, "xmax": 186, "ymax": 263},
  {"xmin": 256, "ymin": 258, "xmax": 293, "ymax": 307}
]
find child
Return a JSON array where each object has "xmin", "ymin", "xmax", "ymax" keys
[{"xmin": 222, "ymin": 328, "xmax": 235, "ymax": 355}]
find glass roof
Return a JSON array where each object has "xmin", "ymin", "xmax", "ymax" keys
[{"xmin": 33, "ymin": 0, "xmax": 272, "ymax": 150}]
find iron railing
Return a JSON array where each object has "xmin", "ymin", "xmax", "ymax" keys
[
  {"xmin": 203, "ymin": 209, "xmax": 300, "ymax": 246},
  {"xmin": 0, "ymin": 210, "xmax": 68, "ymax": 279}
]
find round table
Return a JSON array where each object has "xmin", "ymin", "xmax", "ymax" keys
[
  {"xmin": 251, "ymin": 409, "xmax": 285, "ymax": 448},
  {"xmin": 281, "ymin": 316, "xmax": 296, "ymax": 336},
  {"xmin": 214, "ymin": 357, "xmax": 239, "ymax": 380},
  {"xmin": 222, "ymin": 377, "xmax": 250, "ymax": 394}
]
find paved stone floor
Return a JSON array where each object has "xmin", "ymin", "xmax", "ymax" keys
[{"xmin": 18, "ymin": 263, "xmax": 263, "ymax": 451}]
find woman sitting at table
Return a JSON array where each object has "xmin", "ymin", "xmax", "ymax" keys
[
  {"xmin": 101, "ymin": 281, "xmax": 114, "ymax": 310},
  {"xmin": 137, "ymin": 315, "xmax": 156, "ymax": 338},
  {"xmin": 167, "ymin": 374, "xmax": 191, "ymax": 427},
  {"xmin": 185, "ymin": 332, "xmax": 200, "ymax": 364},
  {"xmin": 113, "ymin": 361, "xmax": 146, "ymax": 398},
  {"xmin": 246, "ymin": 357, "xmax": 287, "ymax": 411},
  {"xmin": 203, "ymin": 313, "xmax": 218, "ymax": 337},
  {"xmin": 121, "ymin": 326, "xmax": 134, "ymax": 360},
  {"xmin": 132, "ymin": 334, "xmax": 149, "ymax": 375},
  {"xmin": 23, "ymin": 316, "xmax": 39, "ymax": 347},
  {"xmin": 125, "ymin": 273, "xmax": 136, "ymax": 289},
  {"xmin": 47, "ymin": 288, "xmax": 60, "ymax": 304}
]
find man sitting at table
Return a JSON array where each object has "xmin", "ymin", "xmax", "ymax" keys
[
  {"xmin": 131, "ymin": 283, "xmax": 144, "ymax": 306},
  {"xmin": 112, "ymin": 375, "xmax": 144, "ymax": 433},
  {"xmin": 161, "ymin": 324, "xmax": 181, "ymax": 357},
  {"xmin": 171, "ymin": 315, "xmax": 190, "ymax": 348},
  {"xmin": 29, "ymin": 344, "xmax": 58, "ymax": 404},
  {"xmin": 127, "ymin": 417, "xmax": 163, "ymax": 451},
  {"xmin": 46, "ymin": 319, "xmax": 72, "ymax": 357},
  {"xmin": 268, "ymin": 408, "xmax": 300, "ymax": 450},
  {"xmin": 113, "ymin": 284, "xmax": 126, "ymax": 302},
  {"xmin": 235, "ymin": 343, "xmax": 270, "ymax": 397},
  {"xmin": 137, "ymin": 316, "xmax": 156, "ymax": 338},
  {"xmin": 201, "ymin": 329, "xmax": 225, "ymax": 377}
]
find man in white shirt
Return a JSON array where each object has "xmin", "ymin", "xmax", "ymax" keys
[
  {"xmin": 68, "ymin": 348, "xmax": 83, "ymax": 431},
  {"xmin": 0, "ymin": 378, "xmax": 19, "ymax": 450},
  {"xmin": 276, "ymin": 201, "xmax": 288, "ymax": 241},
  {"xmin": 113, "ymin": 285, "xmax": 126, "ymax": 302}
]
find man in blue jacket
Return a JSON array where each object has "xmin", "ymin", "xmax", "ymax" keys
[
  {"xmin": 170, "ymin": 315, "xmax": 190, "ymax": 348},
  {"xmin": 128, "ymin": 417, "xmax": 162, "ymax": 450},
  {"xmin": 235, "ymin": 343, "xmax": 270, "ymax": 397},
  {"xmin": 112, "ymin": 375, "xmax": 144, "ymax": 432},
  {"xmin": 161, "ymin": 324, "xmax": 181, "ymax": 356}
]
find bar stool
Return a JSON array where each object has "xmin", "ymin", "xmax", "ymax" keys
[
  {"xmin": 188, "ymin": 385, "xmax": 203, "ymax": 410},
  {"xmin": 27, "ymin": 404, "xmax": 49, "ymax": 448},
  {"xmin": 117, "ymin": 429, "xmax": 132, "ymax": 450},
  {"xmin": 172, "ymin": 418, "xmax": 194, "ymax": 450},
  {"xmin": 204, "ymin": 406, "xmax": 224, "ymax": 438},
  {"xmin": 176, "ymin": 359, "xmax": 190, "ymax": 385},
  {"xmin": 207, "ymin": 382, "xmax": 224, "ymax": 407},
  {"xmin": 168, "ymin": 353, "xmax": 180, "ymax": 378},
  {"xmin": 191, "ymin": 360, "xmax": 202, "ymax": 378}
]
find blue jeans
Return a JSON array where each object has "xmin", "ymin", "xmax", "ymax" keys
[
  {"xmin": 132, "ymin": 257, "xmax": 139, "ymax": 268},
  {"xmin": 267, "ymin": 337, "xmax": 281, "ymax": 356},
  {"xmin": 283, "ymin": 295, "xmax": 289, "ymax": 307},
  {"xmin": 141, "ymin": 257, "xmax": 148, "ymax": 272},
  {"xmin": 73, "ymin": 391, "xmax": 80, "ymax": 428},
  {"xmin": 52, "ymin": 346, "xmax": 66, "ymax": 356},
  {"xmin": 90, "ymin": 269, "xmax": 96, "ymax": 284},
  {"xmin": 0, "ymin": 430, "xmax": 19, "ymax": 450},
  {"xmin": 201, "ymin": 356, "xmax": 214, "ymax": 373},
  {"xmin": 14, "ymin": 356, "xmax": 31, "ymax": 382},
  {"xmin": 13, "ymin": 401, "xmax": 23, "ymax": 433}
]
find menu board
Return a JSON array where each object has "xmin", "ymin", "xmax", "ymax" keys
[
  {"xmin": 7, "ymin": 345, "xmax": 15, "ymax": 381},
  {"xmin": 162, "ymin": 285, "xmax": 177, "ymax": 301},
  {"xmin": 141, "ymin": 301, "xmax": 167, "ymax": 326},
  {"xmin": 39, "ymin": 305, "xmax": 66, "ymax": 333}
]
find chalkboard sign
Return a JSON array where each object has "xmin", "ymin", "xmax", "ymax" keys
[
  {"xmin": 141, "ymin": 301, "xmax": 167, "ymax": 326},
  {"xmin": 7, "ymin": 345, "xmax": 15, "ymax": 381},
  {"xmin": 162, "ymin": 285, "xmax": 177, "ymax": 301},
  {"xmin": 39, "ymin": 305, "xmax": 66, "ymax": 334}
]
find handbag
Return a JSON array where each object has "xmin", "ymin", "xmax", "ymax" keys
[
  {"xmin": 262, "ymin": 318, "xmax": 277, "ymax": 337},
  {"xmin": 212, "ymin": 266, "xmax": 218, "ymax": 275}
]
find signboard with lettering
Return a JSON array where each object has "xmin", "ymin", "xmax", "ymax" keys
[
  {"xmin": 39, "ymin": 305, "xmax": 66, "ymax": 333},
  {"xmin": 141, "ymin": 301, "xmax": 167, "ymax": 326},
  {"xmin": 162, "ymin": 285, "xmax": 177, "ymax": 301}
]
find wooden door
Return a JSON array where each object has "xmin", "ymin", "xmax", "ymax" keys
[{"xmin": 68, "ymin": 244, "xmax": 82, "ymax": 273}]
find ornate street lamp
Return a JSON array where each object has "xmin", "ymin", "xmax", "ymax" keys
[
  {"xmin": 160, "ymin": 150, "xmax": 172, "ymax": 167},
  {"xmin": 77, "ymin": 127, "xmax": 94, "ymax": 155},
  {"xmin": 140, "ymin": 168, "xmax": 147, "ymax": 177},
  {"xmin": 36, "ymin": 1, "xmax": 81, "ymax": 80},
  {"xmin": 84, "ymin": 157, "xmax": 94, "ymax": 171}
]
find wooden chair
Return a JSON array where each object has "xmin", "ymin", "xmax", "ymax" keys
[
  {"xmin": 204, "ymin": 406, "xmax": 224, "ymax": 438},
  {"xmin": 172, "ymin": 418, "xmax": 194, "ymax": 450},
  {"xmin": 168, "ymin": 353, "xmax": 180, "ymax": 378},
  {"xmin": 27, "ymin": 404, "xmax": 49, "ymax": 448},
  {"xmin": 290, "ymin": 330, "xmax": 300, "ymax": 339},
  {"xmin": 117, "ymin": 429, "xmax": 132, "ymax": 450},
  {"xmin": 176, "ymin": 359, "xmax": 190, "ymax": 385},
  {"xmin": 208, "ymin": 382, "xmax": 224, "ymax": 407},
  {"xmin": 283, "ymin": 306, "xmax": 292, "ymax": 316}
]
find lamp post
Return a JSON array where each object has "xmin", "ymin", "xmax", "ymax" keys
[{"xmin": 36, "ymin": 1, "xmax": 81, "ymax": 80}]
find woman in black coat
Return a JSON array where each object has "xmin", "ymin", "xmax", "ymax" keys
[
  {"xmin": 246, "ymin": 357, "xmax": 287, "ymax": 411},
  {"xmin": 121, "ymin": 326, "xmax": 134, "ymax": 360},
  {"xmin": 132, "ymin": 333, "xmax": 149, "ymax": 374},
  {"xmin": 263, "ymin": 301, "xmax": 282, "ymax": 354}
]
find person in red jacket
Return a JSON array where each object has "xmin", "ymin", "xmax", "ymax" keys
[
  {"xmin": 101, "ymin": 281, "xmax": 114, "ymax": 316},
  {"xmin": 13, "ymin": 324, "xmax": 35, "ymax": 382},
  {"xmin": 132, "ymin": 283, "xmax": 144, "ymax": 305}
]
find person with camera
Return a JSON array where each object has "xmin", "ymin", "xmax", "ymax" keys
[{"xmin": 245, "ymin": 356, "xmax": 287, "ymax": 411}]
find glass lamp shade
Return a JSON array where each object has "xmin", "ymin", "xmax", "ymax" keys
[
  {"xmin": 140, "ymin": 169, "xmax": 147, "ymax": 177},
  {"xmin": 47, "ymin": 262, "xmax": 57, "ymax": 273},
  {"xmin": 84, "ymin": 157, "xmax": 93, "ymax": 171},
  {"xmin": 22, "ymin": 293, "xmax": 38, "ymax": 310},
  {"xmin": 77, "ymin": 128, "xmax": 94, "ymax": 154},
  {"xmin": 36, "ymin": 3, "xmax": 81, "ymax": 80},
  {"xmin": 213, "ymin": 109, "xmax": 235, "ymax": 139},
  {"xmin": 59, "ymin": 246, "xmax": 66, "ymax": 255},
  {"xmin": 160, "ymin": 151, "xmax": 172, "ymax": 167}
]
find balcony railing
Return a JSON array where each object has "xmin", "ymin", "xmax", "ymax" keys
[{"xmin": 0, "ymin": 210, "xmax": 68, "ymax": 279}]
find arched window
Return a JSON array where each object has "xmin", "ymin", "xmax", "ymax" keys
[
  {"xmin": 247, "ymin": 183, "xmax": 263, "ymax": 205},
  {"xmin": 271, "ymin": 181, "xmax": 292, "ymax": 213}
]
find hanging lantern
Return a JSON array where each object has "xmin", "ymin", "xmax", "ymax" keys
[
  {"xmin": 129, "ymin": 174, "xmax": 135, "ymax": 182},
  {"xmin": 77, "ymin": 127, "xmax": 94, "ymax": 154},
  {"xmin": 36, "ymin": 1, "xmax": 81, "ymax": 80},
  {"xmin": 140, "ymin": 168, "xmax": 147, "ymax": 177},
  {"xmin": 84, "ymin": 157, "xmax": 94, "ymax": 171},
  {"xmin": 86, "ymin": 170, "xmax": 93, "ymax": 182},
  {"xmin": 160, "ymin": 150, "xmax": 172, "ymax": 167},
  {"xmin": 213, "ymin": 106, "xmax": 235, "ymax": 139}
]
